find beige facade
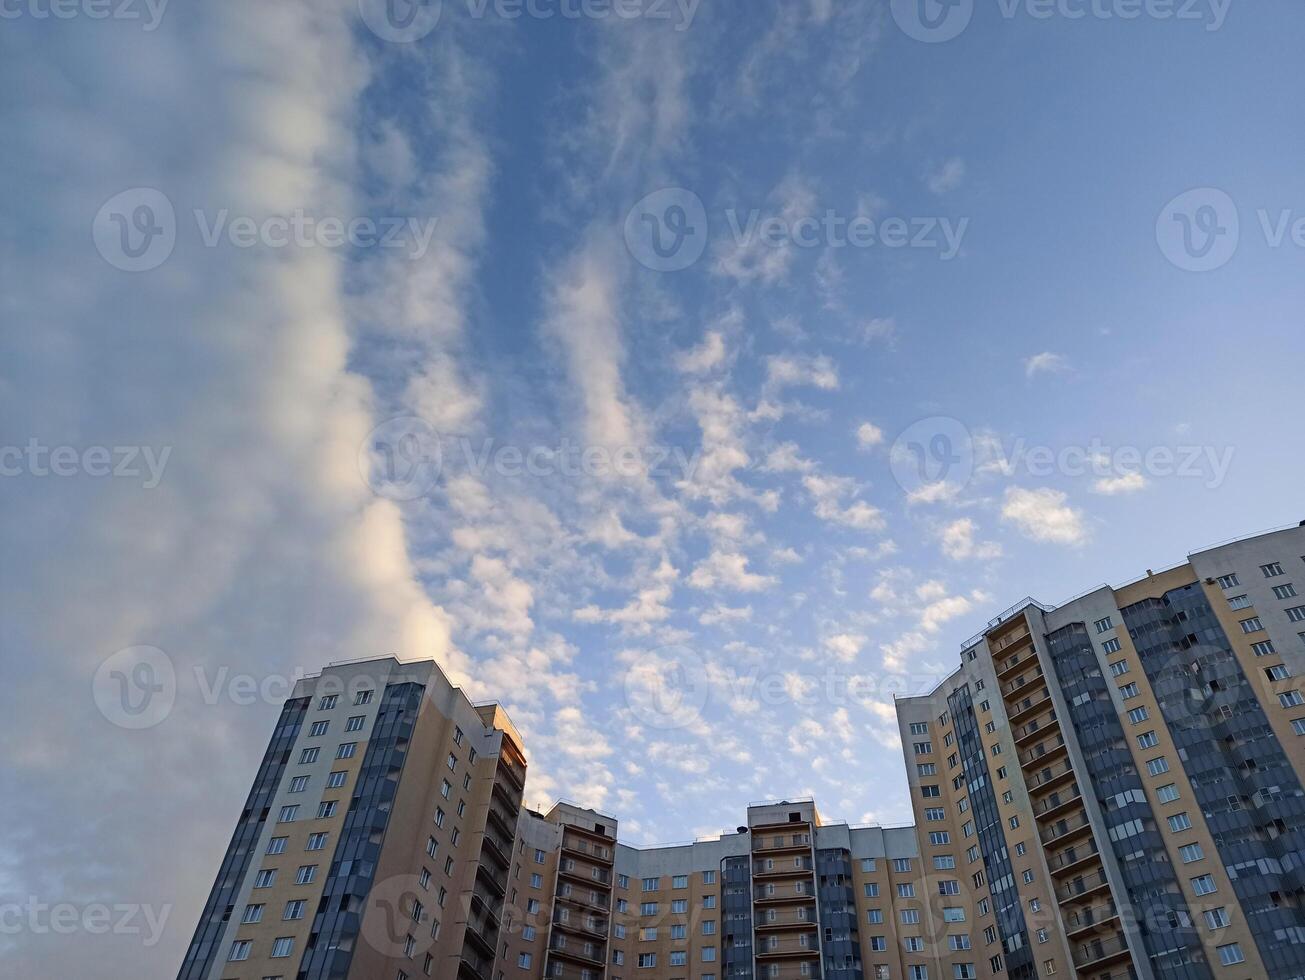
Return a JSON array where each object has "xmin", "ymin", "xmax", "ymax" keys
[{"xmin": 181, "ymin": 524, "xmax": 1305, "ymax": 980}]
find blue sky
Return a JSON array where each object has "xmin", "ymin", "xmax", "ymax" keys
[{"xmin": 2, "ymin": 0, "xmax": 1304, "ymax": 974}]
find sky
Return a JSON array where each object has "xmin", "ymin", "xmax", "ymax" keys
[{"xmin": 2, "ymin": 0, "xmax": 1305, "ymax": 975}]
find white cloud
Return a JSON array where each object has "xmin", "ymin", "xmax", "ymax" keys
[
  {"xmin": 803, "ymin": 474, "xmax": 886, "ymax": 531},
  {"xmin": 1024, "ymin": 352, "xmax": 1070, "ymax": 379},
  {"xmin": 687, "ymin": 550, "xmax": 777, "ymax": 593},
  {"xmin": 1002, "ymin": 487, "xmax": 1089, "ymax": 546},
  {"xmin": 676, "ymin": 330, "xmax": 729, "ymax": 375},
  {"xmin": 856, "ymin": 422, "xmax": 885, "ymax": 449},
  {"xmin": 859, "ymin": 317, "xmax": 898, "ymax": 345},
  {"xmin": 824, "ymin": 633, "xmax": 866, "ymax": 662},
  {"xmin": 1092, "ymin": 472, "xmax": 1149, "ymax": 495},
  {"xmin": 764, "ymin": 353, "xmax": 840, "ymax": 394},
  {"xmin": 927, "ymin": 157, "xmax": 966, "ymax": 195},
  {"xmin": 938, "ymin": 518, "xmax": 1003, "ymax": 561}
]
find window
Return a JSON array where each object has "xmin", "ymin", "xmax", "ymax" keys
[
  {"xmin": 939, "ymin": 880, "xmax": 960, "ymax": 895},
  {"xmin": 921, "ymin": 785, "xmax": 941, "ymax": 798},
  {"xmin": 426, "ymin": 836, "xmax": 437, "ymax": 858},
  {"xmin": 270, "ymin": 937, "xmax": 294, "ymax": 958},
  {"xmin": 929, "ymin": 831, "xmax": 950, "ymax": 845},
  {"xmin": 892, "ymin": 858, "xmax": 912, "ymax": 872},
  {"xmin": 299, "ymin": 747, "xmax": 319, "ymax": 764},
  {"xmin": 227, "ymin": 940, "xmax": 252, "ymax": 961},
  {"xmin": 1228, "ymin": 594, "xmax": 1253, "ymax": 611},
  {"xmin": 1102, "ymin": 638, "xmax": 1122, "ymax": 655},
  {"xmin": 868, "ymin": 910, "xmax": 884, "ymax": 924},
  {"xmin": 669, "ymin": 952, "xmax": 687, "ymax": 967},
  {"xmin": 1218, "ymin": 943, "xmax": 1245, "ymax": 966},
  {"xmin": 1274, "ymin": 583, "xmax": 1298, "ymax": 599},
  {"xmin": 910, "ymin": 722, "xmax": 929, "ymax": 735},
  {"xmin": 318, "ymin": 694, "xmax": 338, "ymax": 710},
  {"xmin": 642, "ymin": 877, "xmax": 659, "ymax": 891},
  {"xmin": 241, "ymin": 904, "xmax": 263, "ymax": 923},
  {"xmin": 672, "ymin": 874, "xmax": 689, "ymax": 888},
  {"xmin": 1262, "ymin": 562, "xmax": 1285, "ymax": 578},
  {"xmin": 267, "ymin": 837, "xmax": 288, "ymax": 855},
  {"xmin": 306, "ymin": 832, "xmax": 328, "ymax": 851},
  {"xmin": 529, "ymin": 873, "xmax": 542, "ymax": 888},
  {"xmin": 913, "ymin": 741, "xmax": 932, "ymax": 755},
  {"xmin": 289, "ymin": 775, "xmax": 310, "ymax": 793},
  {"xmin": 703, "ymin": 920, "xmax": 716, "ymax": 935},
  {"xmin": 446, "ymin": 753, "xmax": 457, "ymax": 771},
  {"xmin": 317, "ymin": 800, "xmax": 338, "ymax": 818},
  {"xmin": 1179, "ymin": 843, "xmax": 1204, "ymax": 863},
  {"xmin": 1191, "ymin": 874, "xmax": 1217, "ymax": 896},
  {"xmin": 703, "ymin": 869, "xmax": 716, "ymax": 884},
  {"xmin": 1266, "ymin": 665, "xmax": 1291, "ymax": 681},
  {"xmin": 1147, "ymin": 757, "xmax": 1170, "ymax": 776},
  {"xmin": 327, "ymin": 770, "xmax": 347, "ymax": 789},
  {"xmin": 1241, "ymin": 617, "xmax": 1265, "ymax": 634},
  {"xmin": 1167, "ymin": 813, "xmax": 1192, "ymax": 832},
  {"xmin": 1204, "ymin": 907, "xmax": 1230, "ymax": 929},
  {"xmin": 905, "ymin": 937, "xmax": 925, "ymax": 952},
  {"xmin": 1216, "ymin": 574, "xmax": 1240, "ymax": 589},
  {"xmin": 255, "ymin": 869, "xmax": 276, "ymax": 888},
  {"xmin": 296, "ymin": 864, "xmax": 318, "ymax": 884},
  {"xmin": 640, "ymin": 903, "xmax": 658, "ymax": 916},
  {"xmin": 1108, "ymin": 659, "xmax": 1129, "ymax": 676},
  {"xmin": 1137, "ymin": 731, "xmax": 1159, "ymax": 749},
  {"xmin": 278, "ymin": 805, "xmax": 299, "ymax": 823},
  {"xmin": 934, "ymin": 856, "xmax": 956, "ymax": 870},
  {"xmin": 671, "ymin": 899, "xmax": 688, "ymax": 914},
  {"xmin": 517, "ymin": 953, "xmax": 532, "ymax": 968},
  {"xmin": 897, "ymin": 883, "xmax": 915, "ymax": 898},
  {"xmin": 355, "ymin": 689, "xmax": 374, "ymax": 705},
  {"xmin": 1287, "ymin": 605, "xmax": 1305, "ymax": 623},
  {"xmin": 284, "ymin": 899, "xmax": 306, "ymax": 920},
  {"xmin": 901, "ymin": 909, "xmax": 920, "ymax": 925},
  {"xmin": 440, "ymin": 780, "xmax": 451, "ymax": 799},
  {"xmin": 345, "ymin": 715, "xmax": 365, "ymax": 732},
  {"xmin": 949, "ymin": 935, "xmax": 972, "ymax": 950},
  {"xmin": 1280, "ymin": 691, "xmax": 1305, "ymax": 708},
  {"xmin": 1127, "ymin": 706, "xmax": 1149, "ymax": 724},
  {"xmin": 336, "ymin": 742, "xmax": 357, "ymax": 760},
  {"xmin": 310, "ymin": 720, "xmax": 329, "ymax": 736},
  {"xmin": 865, "ymin": 883, "xmax": 880, "ymax": 897},
  {"xmin": 1095, "ymin": 616, "xmax": 1114, "ymax": 634},
  {"xmin": 1119, "ymin": 683, "xmax": 1140, "ymax": 699},
  {"xmin": 918, "ymin": 763, "xmax": 937, "ymax": 776},
  {"xmin": 924, "ymin": 808, "xmax": 945, "ymax": 821},
  {"xmin": 1156, "ymin": 784, "xmax": 1180, "ymax": 803},
  {"xmin": 1293, "ymin": 719, "xmax": 1305, "ymax": 736},
  {"xmin": 943, "ymin": 907, "xmax": 966, "ymax": 922}
]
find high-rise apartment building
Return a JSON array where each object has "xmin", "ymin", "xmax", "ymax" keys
[{"xmin": 181, "ymin": 523, "xmax": 1305, "ymax": 980}]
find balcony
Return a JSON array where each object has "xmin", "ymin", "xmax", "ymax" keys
[
  {"xmin": 497, "ymin": 753, "xmax": 526, "ymax": 791},
  {"xmin": 1046, "ymin": 842, "xmax": 1100, "ymax": 876},
  {"xmin": 757, "ymin": 966, "xmax": 823, "ymax": 980},
  {"xmin": 754, "ymin": 884, "xmax": 817, "ymax": 904},
  {"xmin": 1008, "ymin": 691, "xmax": 1056, "ymax": 724},
  {"xmin": 491, "ymin": 776, "xmax": 520, "ymax": 810},
  {"xmin": 552, "ymin": 912, "xmax": 608, "ymax": 938},
  {"xmin": 548, "ymin": 936, "xmax": 604, "ymax": 966},
  {"xmin": 1027, "ymin": 757, "xmax": 1076, "ymax": 790},
  {"xmin": 756, "ymin": 936, "xmax": 821, "ymax": 957},
  {"xmin": 1019, "ymin": 734, "xmax": 1068, "ymax": 768},
  {"xmin": 470, "ymin": 883, "xmax": 502, "ymax": 920},
  {"xmin": 1064, "ymin": 903, "xmax": 1119, "ymax": 937},
  {"xmin": 486, "ymin": 800, "xmax": 517, "ymax": 839},
  {"xmin": 543, "ymin": 966, "xmax": 605, "ymax": 980},
  {"xmin": 1072, "ymin": 932, "xmax": 1132, "ymax": 969},
  {"xmin": 553, "ymin": 887, "xmax": 610, "ymax": 912},
  {"xmin": 752, "ymin": 833, "xmax": 813, "ymax": 853},
  {"xmin": 559, "ymin": 860, "xmax": 612, "ymax": 887},
  {"xmin": 1014, "ymin": 713, "xmax": 1059, "ymax": 745},
  {"xmin": 561, "ymin": 836, "xmax": 613, "ymax": 864},
  {"xmin": 1001, "ymin": 668, "xmax": 1045, "ymax": 698},
  {"xmin": 459, "ymin": 945, "xmax": 494, "ymax": 980},
  {"xmin": 1057, "ymin": 869, "xmax": 1112, "ymax": 903},
  {"xmin": 463, "ymin": 912, "xmax": 496, "ymax": 958},
  {"xmin": 753, "ymin": 858, "xmax": 815, "ymax": 878},
  {"xmin": 480, "ymin": 830, "xmax": 512, "ymax": 869},
  {"xmin": 475, "ymin": 859, "xmax": 506, "ymax": 896},
  {"xmin": 1041, "ymin": 810, "xmax": 1094, "ymax": 845},
  {"xmin": 1032, "ymin": 785, "xmax": 1083, "ymax": 819},
  {"xmin": 755, "ymin": 910, "xmax": 818, "ymax": 930}
]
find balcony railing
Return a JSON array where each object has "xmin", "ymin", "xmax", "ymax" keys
[
  {"xmin": 1014, "ymin": 713, "xmax": 1058, "ymax": 744},
  {"xmin": 1028, "ymin": 758, "xmax": 1076, "ymax": 789},
  {"xmin": 1032, "ymin": 785, "xmax": 1082, "ymax": 817},
  {"xmin": 548, "ymin": 936, "xmax": 604, "ymax": 965},
  {"xmin": 753, "ymin": 834, "xmax": 812, "ymax": 851},
  {"xmin": 1072, "ymin": 932, "xmax": 1131, "ymax": 968},
  {"xmin": 754, "ymin": 884, "xmax": 816, "ymax": 903},
  {"xmin": 559, "ymin": 861, "xmax": 612, "ymax": 886},
  {"xmin": 1001, "ymin": 667, "xmax": 1045, "ymax": 698},
  {"xmin": 561, "ymin": 836, "xmax": 613, "ymax": 863},
  {"xmin": 553, "ymin": 912, "xmax": 608, "ymax": 937},
  {"xmin": 756, "ymin": 936, "xmax": 820, "ymax": 956},
  {"xmin": 1065, "ymin": 902, "xmax": 1118, "ymax": 935},
  {"xmin": 1057, "ymin": 869, "xmax": 1112, "ymax": 903},
  {"xmin": 1046, "ymin": 841, "xmax": 1099, "ymax": 874},
  {"xmin": 1020, "ymin": 733, "xmax": 1067, "ymax": 768},
  {"xmin": 1041, "ymin": 810, "xmax": 1094, "ymax": 845},
  {"xmin": 753, "ymin": 858, "xmax": 815, "ymax": 877},
  {"xmin": 755, "ymin": 909, "xmax": 818, "ymax": 929},
  {"xmin": 1009, "ymin": 691, "xmax": 1056, "ymax": 723}
]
